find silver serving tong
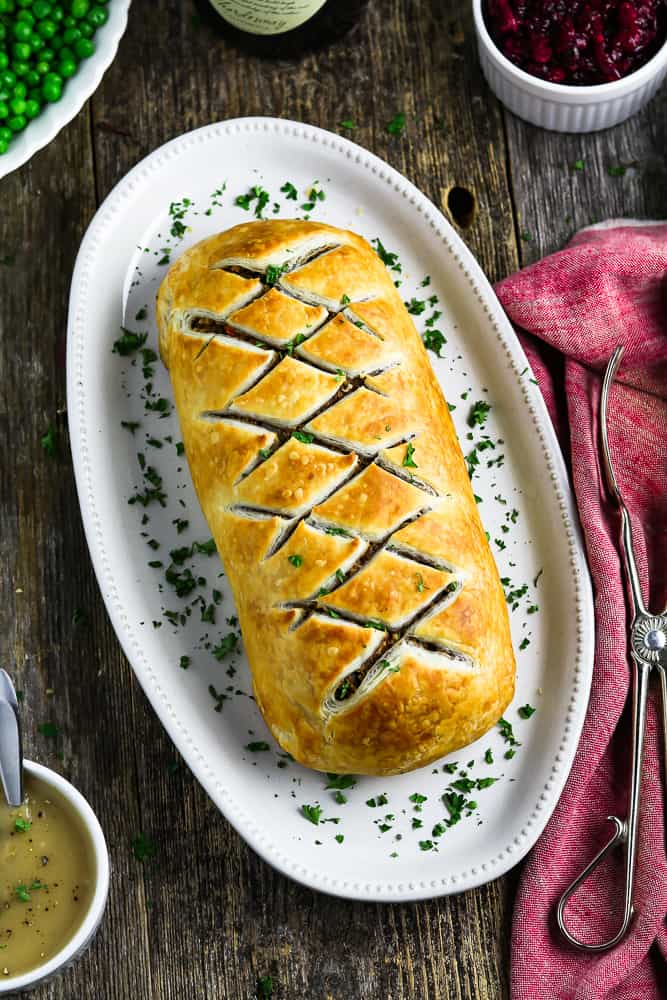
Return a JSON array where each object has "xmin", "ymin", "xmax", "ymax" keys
[
  {"xmin": 0, "ymin": 668, "xmax": 24, "ymax": 807},
  {"xmin": 557, "ymin": 346, "xmax": 667, "ymax": 952}
]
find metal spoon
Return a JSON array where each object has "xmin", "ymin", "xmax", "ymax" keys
[{"xmin": 0, "ymin": 668, "xmax": 24, "ymax": 806}]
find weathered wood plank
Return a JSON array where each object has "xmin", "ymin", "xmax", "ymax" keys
[{"xmin": 504, "ymin": 84, "xmax": 667, "ymax": 266}]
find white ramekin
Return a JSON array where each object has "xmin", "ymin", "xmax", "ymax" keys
[
  {"xmin": 472, "ymin": 0, "xmax": 667, "ymax": 132},
  {"xmin": 0, "ymin": 761, "xmax": 110, "ymax": 995}
]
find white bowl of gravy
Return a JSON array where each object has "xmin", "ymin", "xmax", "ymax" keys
[{"xmin": 0, "ymin": 761, "xmax": 109, "ymax": 994}]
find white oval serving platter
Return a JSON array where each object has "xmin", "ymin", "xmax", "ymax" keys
[
  {"xmin": 67, "ymin": 117, "xmax": 594, "ymax": 901},
  {"xmin": 0, "ymin": 0, "xmax": 131, "ymax": 181}
]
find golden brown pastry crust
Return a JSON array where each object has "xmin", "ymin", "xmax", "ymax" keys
[{"xmin": 157, "ymin": 220, "xmax": 515, "ymax": 775}]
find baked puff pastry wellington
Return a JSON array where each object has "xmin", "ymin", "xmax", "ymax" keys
[{"xmin": 157, "ymin": 220, "xmax": 515, "ymax": 776}]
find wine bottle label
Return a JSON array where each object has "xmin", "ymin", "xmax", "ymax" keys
[{"xmin": 209, "ymin": 0, "xmax": 328, "ymax": 35}]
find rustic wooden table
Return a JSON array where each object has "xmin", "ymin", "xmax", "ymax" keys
[{"xmin": 1, "ymin": 1, "xmax": 665, "ymax": 997}]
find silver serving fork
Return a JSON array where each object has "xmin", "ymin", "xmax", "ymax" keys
[{"xmin": 556, "ymin": 346, "xmax": 667, "ymax": 952}]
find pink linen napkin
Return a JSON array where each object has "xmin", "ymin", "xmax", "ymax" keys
[{"xmin": 494, "ymin": 221, "xmax": 667, "ymax": 1000}]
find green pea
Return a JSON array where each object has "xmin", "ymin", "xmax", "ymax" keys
[
  {"xmin": 0, "ymin": 138, "xmax": 9, "ymax": 155},
  {"xmin": 58, "ymin": 57, "xmax": 76, "ymax": 78},
  {"xmin": 0, "ymin": 24, "xmax": 5, "ymax": 41},
  {"xmin": 42, "ymin": 78, "xmax": 61, "ymax": 102},
  {"xmin": 37, "ymin": 18, "xmax": 57, "ymax": 38},
  {"xmin": 16, "ymin": 9, "xmax": 34, "ymax": 23},
  {"xmin": 17, "ymin": 0, "xmax": 34, "ymax": 7},
  {"xmin": 63, "ymin": 13, "xmax": 74, "ymax": 26},
  {"xmin": 0, "ymin": 101, "xmax": 8, "ymax": 119},
  {"xmin": 43, "ymin": 70, "xmax": 62, "ymax": 87},
  {"xmin": 40, "ymin": 46, "xmax": 55, "ymax": 60},
  {"xmin": 12, "ymin": 81, "xmax": 26, "ymax": 98},
  {"xmin": 12, "ymin": 61, "xmax": 30, "ymax": 77},
  {"xmin": 0, "ymin": 71, "xmax": 17, "ymax": 90},
  {"xmin": 78, "ymin": 20, "xmax": 93, "ymax": 37},
  {"xmin": 0, "ymin": 53, "xmax": 8, "ymax": 71},
  {"xmin": 34, "ymin": 60, "xmax": 50, "ymax": 75},
  {"xmin": 13, "ymin": 42, "xmax": 33, "ymax": 61},
  {"xmin": 9, "ymin": 97, "xmax": 26, "ymax": 115},
  {"xmin": 0, "ymin": 0, "xmax": 13, "ymax": 11},
  {"xmin": 51, "ymin": 6, "xmax": 64, "ymax": 21},
  {"xmin": 24, "ymin": 98, "xmax": 40, "ymax": 118},
  {"xmin": 0, "ymin": 126, "xmax": 11, "ymax": 141},
  {"xmin": 24, "ymin": 69, "xmax": 40, "ymax": 86},
  {"xmin": 30, "ymin": 34, "xmax": 44, "ymax": 52},
  {"xmin": 74, "ymin": 36, "xmax": 93, "ymax": 59},
  {"xmin": 71, "ymin": 0, "xmax": 89, "ymax": 16},
  {"xmin": 87, "ymin": 5, "xmax": 108, "ymax": 28},
  {"xmin": 33, "ymin": 1, "xmax": 52, "ymax": 18},
  {"xmin": 12, "ymin": 20, "xmax": 32, "ymax": 41},
  {"xmin": 8, "ymin": 113, "xmax": 27, "ymax": 132},
  {"xmin": 63, "ymin": 26, "xmax": 81, "ymax": 44},
  {"xmin": 50, "ymin": 34, "xmax": 63, "ymax": 49}
]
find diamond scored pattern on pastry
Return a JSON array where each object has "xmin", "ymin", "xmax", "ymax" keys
[
  {"xmin": 229, "ymin": 355, "xmax": 342, "ymax": 427},
  {"xmin": 182, "ymin": 241, "xmax": 469, "ymax": 712}
]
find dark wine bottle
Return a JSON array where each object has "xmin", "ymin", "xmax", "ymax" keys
[{"xmin": 197, "ymin": 0, "xmax": 370, "ymax": 58}]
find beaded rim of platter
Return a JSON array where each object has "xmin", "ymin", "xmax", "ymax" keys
[{"xmin": 68, "ymin": 117, "xmax": 593, "ymax": 900}]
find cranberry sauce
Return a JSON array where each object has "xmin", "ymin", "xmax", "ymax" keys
[{"xmin": 484, "ymin": 1, "xmax": 667, "ymax": 84}]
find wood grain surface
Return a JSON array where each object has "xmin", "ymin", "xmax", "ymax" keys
[{"xmin": 0, "ymin": 1, "xmax": 664, "ymax": 997}]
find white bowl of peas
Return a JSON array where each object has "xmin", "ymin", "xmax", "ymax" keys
[{"xmin": 0, "ymin": 0, "xmax": 131, "ymax": 179}]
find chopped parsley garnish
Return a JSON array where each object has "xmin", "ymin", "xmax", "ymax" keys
[
  {"xmin": 484, "ymin": 748, "xmax": 494, "ymax": 764},
  {"xmin": 245, "ymin": 741, "xmax": 270, "ymax": 752},
  {"xmin": 432, "ymin": 823, "xmax": 446, "ymax": 837},
  {"xmin": 285, "ymin": 333, "xmax": 306, "ymax": 355},
  {"xmin": 292, "ymin": 430, "xmax": 314, "ymax": 444},
  {"xmin": 468, "ymin": 400, "xmax": 491, "ymax": 428},
  {"xmin": 301, "ymin": 803, "xmax": 322, "ymax": 825},
  {"xmin": 334, "ymin": 833, "xmax": 345, "ymax": 844},
  {"xmin": 265, "ymin": 262, "xmax": 287, "ymax": 285},
  {"xmin": 280, "ymin": 181, "xmax": 298, "ymax": 200},
  {"xmin": 607, "ymin": 164, "xmax": 627, "ymax": 177},
  {"xmin": 132, "ymin": 833, "xmax": 157, "ymax": 862},
  {"xmin": 325, "ymin": 773, "xmax": 356, "ymax": 790},
  {"xmin": 527, "ymin": 604, "xmax": 539, "ymax": 614},
  {"xmin": 213, "ymin": 633, "xmax": 239, "ymax": 660},
  {"xmin": 409, "ymin": 792, "xmax": 427, "ymax": 806},
  {"xmin": 518, "ymin": 703, "xmax": 536, "ymax": 719},
  {"xmin": 15, "ymin": 882, "xmax": 46, "ymax": 902},
  {"xmin": 113, "ymin": 328, "xmax": 148, "ymax": 356},
  {"xmin": 121, "ymin": 420, "xmax": 140, "ymax": 434},
  {"xmin": 364, "ymin": 620, "xmax": 386, "ymax": 631},
  {"xmin": 571, "ymin": 159, "xmax": 585, "ymax": 172},
  {"xmin": 72, "ymin": 607, "xmax": 87, "ymax": 627},
  {"xmin": 208, "ymin": 685, "xmax": 227, "ymax": 712},
  {"xmin": 476, "ymin": 777, "xmax": 498, "ymax": 790},
  {"xmin": 334, "ymin": 791, "xmax": 347, "ymax": 805},
  {"xmin": 423, "ymin": 329, "xmax": 446, "ymax": 356},
  {"xmin": 325, "ymin": 526, "xmax": 350, "ymax": 537},
  {"xmin": 257, "ymin": 975, "xmax": 274, "ymax": 999},
  {"xmin": 179, "ymin": 655, "xmax": 191, "ymax": 670},
  {"xmin": 41, "ymin": 424, "xmax": 57, "ymax": 457},
  {"xmin": 405, "ymin": 297, "xmax": 426, "ymax": 315},
  {"xmin": 415, "ymin": 573, "xmax": 425, "ymax": 593},
  {"xmin": 135, "ymin": 307, "xmax": 148, "ymax": 321},
  {"xmin": 173, "ymin": 518, "xmax": 189, "ymax": 534},
  {"xmin": 419, "ymin": 840, "xmax": 434, "ymax": 851},
  {"xmin": 287, "ymin": 554, "xmax": 303, "ymax": 568},
  {"xmin": 14, "ymin": 817, "xmax": 31, "ymax": 833},
  {"xmin": 443, "ymin": 792, "xmax": 466, "ymax": 825},
  {"xmin": 38, "ymin": 722, "xmax": 58, "ymax": 739},
  {"xmin": 498, "ymin": 717, "xmax": 521, "ymax": 746},
  {"xmin": 341, "ymin": 293, "xmax": 351, "ymax": 305},
  {"xmin": 386, "ymin": 112, "xmax": 406, "ymax": 135},
  {"xmin": 338, "ymin": 119, "xmax": 356, "ymax": 129},
  {"xmin": 411, "ymin": 817, "xmax": 423, "ymax": 829},
  {"xmin": 372, "ymin": 238, "xmax": 401, "ymax": 272},
  {"xmin": 519, "ymin": 637, "xmax": 530, "ymax": 651},
  {"xmin": 403, "ymin": 442, "xmax": 418, "ymax": 468}
]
